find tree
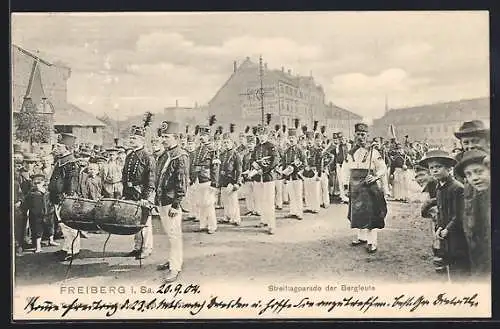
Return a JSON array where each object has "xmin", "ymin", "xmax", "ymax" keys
[{"xmin": 14, "ymin": 104, "xmax": 52, "ymax": 152}]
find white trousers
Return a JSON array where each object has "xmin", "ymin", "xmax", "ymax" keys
[
  {"xmin": 258, "ymin": 181, "xmax": 276, "ymax": 230},
  {"xmin": 244, "ymin": 181, "xmax": 255, "ymax": 212},
  {"xmin": 287, "ymin": 179, "xmax": 303, "ymax": 217},
  {"xmin": 60, "ymin": 222, "xmax": 81, "ymax": 254},
  {"xmin": 393, "ymin": 168, "xmax": 410, "ymax": 200},
  {"xmin": 283, "ymin": 180, "xmax": 289, "ymax": 203},
  {"xmin": 222, "ymin": 184, "xmax": 241, "ymax": 224},
  {"xmin": 275, "ymin": 179, "xmax": 284, "ymax": 209},
  {"xmin": 320, "ymin": 172, "xmax": 330, "ymax": 206},
  {"xmin": 337, "ymin": 163, "xmax": 348, "ymax": 201},
  {"xmin": 253, "ymin": 181, "xmax": 263, "ymax": 216},
  {"xmin": 134, "ymin": 215, "xmax": 153, "ymax": 253},
  {"xmin": 196, "ymin": 181, "xmax": 217, "ymax": 231},
  {"xmin": 304, "ymin": 177, "xmax": 321, "ymax": 212},
  {"xmin": 184, "ymin": 184, "xmax": 197, "ymax": 217},
  {"xmin": 159, "ymin": 205, "xmax": 183, "ymax": 272},
  {"xmin": 355, "ymin": 228, "xmax": 378, "ymax": 246}
]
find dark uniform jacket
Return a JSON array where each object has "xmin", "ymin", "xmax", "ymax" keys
[
  {"xmin": 336, "ymin": 143, "xmax": 349, "ymax": 164},
  {"xmin": 218, "ymin": 147, "xmax": 242, "ymax": 187},
  {"xmin": 190, "ymin": 143, "xmax": 218, "ymax": 186},
  {"xmin": 322, "ymin": 144, "xmax": 337, "ymax": 174},
  {"xmin": 435, "ymin": 175, "xmax": 469, "ymax": 268},
  {"xmin": 241, "ymin": 149, "xmax": 254, "ymax": 183},
  {"xmin": 463, "ymin": 186, "xmax": 491, "ymax": 277},
  {"xmin": 250, "ymin": 141, "xmax": 280, "ymax": 182},
  {"xmin": 155, "ymin": 145, "xmax": 189, "ymax": 209},
  {"xmin": 282, "ymin": 145, "xmax": 306, "ymax": 181},
  {"xmin": 121, "ymin": 146, "xmax": 156, "ymax": 202},
  {"xmin": 236, "ymin": 144, "xmax": 247, "ymax": 154},
  {"xmin": 303, "ymin": 145, "xmax": 323, "ymax": 178},
  {"xmin": 389, "ymin": 150, "xmax": 412, "ymax": 175},
  {"xmin": 48, "ymin": 153, "xmax": 78, "ymax": 205}
]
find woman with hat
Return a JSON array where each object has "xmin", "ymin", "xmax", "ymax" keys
[
  {"xmin": 419, "ymin": 149, "xmax": 470, "ymax": 280},
  {"xmin": 454, "ymin": 148, "xmax": 491, "ymax": 279}
]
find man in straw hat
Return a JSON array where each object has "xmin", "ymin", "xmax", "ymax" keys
[
  {"xmin": 49, "ymin": 133, "xmax": 80, "ymax": 261},
  {"xmin": 250, "ymin": 125, "xmax": 280, "ymax": 234},
  {"xmin": 454, "ymin": 148, "xmax": 491, "ymax": 279},
  {"xmin": 190, "ymin": 117, "xmax": 219, "ymax": 234},
  {"xmin": 154, "ymin": 121, "xmax": 190, "ymax": 283},
  {"xmin": 419, "ymin": 149, "xmax": 470, "ymax": 280},
  {"xmin": 122, "ymin": 125, "xmax": 156, "ymax": 260},
  {"xmin": 341, "ymin": 123, "xmax": 388, "ymax": 254}
]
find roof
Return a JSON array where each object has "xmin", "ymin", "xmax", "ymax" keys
[
  {"xmin": 54, "ymin": 103, "xmax": 106, "ymax": 127},
  {"xmin": 385, "ymin": 97, "xmax": 489, "ymax": 117},
  {"xmin": 325, "ymin": 103, "xmax": 363, "ymax": 120}
]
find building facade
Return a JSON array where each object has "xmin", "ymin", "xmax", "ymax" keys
[
  {"xmin": 371, "ymin": 97, "xmax": 490, "ymax": 148},
  {"xmin": 207, "ymin": 57, "xmax": 361, "ymax": 136}
]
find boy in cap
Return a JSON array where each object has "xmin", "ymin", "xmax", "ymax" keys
[
  {"xmin": 419, "ymin": 150, "xmax": 470, "ymax": 280},
  {"xmin": 122, "ymin": 125, "xmax": 156, "ymax": 260},
  {"xmin": 154, "ymin": 121, "xmax": 190, "ymax": 283},
  {"xmin": 342, "ymin": 123, "xmax": 388, "ymax": 253},
  {"xmin": 102, "ymin": 147, "xmax": 123, "ymax": 199},
  {"xmin": 454, "ymin": 149, "xmax": 491, "ymax": 279},
  {"xmin": 23, "ymin": 174, "xmax": 57, "ymax": 253},
  {"xmin": 49, "ymin": 133, "xmax": 80, "ymax": 261}
]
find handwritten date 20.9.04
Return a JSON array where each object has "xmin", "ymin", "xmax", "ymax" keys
[{"xmin": 143, "ymin": 284, "xmax": 201, "ymax": 297}]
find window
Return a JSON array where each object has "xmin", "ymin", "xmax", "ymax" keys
[
  {"xmin": 429, "ymin": 126, "xmax": 433, "ymax": 133},
  {"xmin": 92, "ymin": 126, "xmax": 97, "ymax": 133}
]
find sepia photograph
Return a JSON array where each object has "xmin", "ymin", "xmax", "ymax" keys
[{"xmin": 11, "ymin": 11, "xmax": 491, "ymax": 320}]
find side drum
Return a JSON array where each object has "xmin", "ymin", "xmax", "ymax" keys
[
  {"xmin": 94, "ymin": 198, "xmax": 148, "ymax": 235},
  {"xmin": 59, "ymin": 196, "xmax": 99, "ymax": 231}
]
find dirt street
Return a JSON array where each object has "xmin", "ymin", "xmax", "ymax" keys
[{"xmin": 14, "ymin": 200, "xmax": 443, "ymax": 288}]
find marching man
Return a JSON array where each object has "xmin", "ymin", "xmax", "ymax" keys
[
  {"xmin": 303, "ymin": 128, "xmax": 322, "ymax": 214},
  {"xmin": 342, "ymin": 123, "xmax": 388, "ymax": 254},
  {"xmin": 316, "ymin": 131, "xmax": 330, "ymax": 208},
  {"xmin": 190, "ymin": 116, "xmax": 219, "ymax": 234},
  {"xmin": 218, "ymin": 131, "xmax": 243, "ymax": 225},
  {"xmin": 122, "ymin": 124, "xmax": 156, "ymax": 260},
  {"xmin": 154, "ymin": 121, "xmax": 190, "ymax": 283},
  {"xmin": 282, "ymin": 127, "xmax": 306, "ymax": 220},
  {"xmin": 250, "ymin": 125, "xmax": 280, "ymax": 234},
  {"xmin": 242, "ymin": 133, "xmax": 257, "ymax": 216}
]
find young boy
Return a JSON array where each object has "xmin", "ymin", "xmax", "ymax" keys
[
  {"xmin": 419, "ymin": 150, "xmax": 470, "ymax": 280},
  {"xmin": 454, "ymin": 149, "xmax": 491, "ymax": 279},
  {"xmin": 23, "ymin": 174, "xmax": 58, "ymax": 253}
]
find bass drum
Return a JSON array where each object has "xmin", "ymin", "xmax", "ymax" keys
[
  {"xmin": 94, "ymin": 198, "xmax": 148, "ymax": 235},
  {"xmin": 59, "ymin": 196, "xmax": 99, "ymax": 231}
]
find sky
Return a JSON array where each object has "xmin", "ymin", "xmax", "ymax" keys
[{"xmin": 11, "ymin": 11, "xmax": 489, "ymax": 123}]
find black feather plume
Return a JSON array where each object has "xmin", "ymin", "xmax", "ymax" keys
[
  {"xmin": 294, "ymin": 118, "xmax": 299, "ymax": 129},
  {"xmin": 274, "ymin": 124, "xmax": 280, "ymax": 132},
  {"xmin": 194, "ymin": 125, "xmax": 200, "ymax": 135},
  {"xmin": 244, "ymin": 126, "xmax": 250, "ymax": 133},
  {"xmin": 265, "ymin": 113, "xmax": 272, "ymax": 125},
  {"xmin": 209, "ymin": 115, "xmax": 216, "ymax": 126},
  {"xmin": 252, "ymin": 126, "xmax": 257, "ymax": 135},
  {"xmin": 301, "ymin": 125, "xmax": 308, "ymax": 134},
  {"xmin": 313, "ymin": 120, "xmax": 319, "ymax": 132},
  {"xmin": 185, "ymin": 125, "xmax": 189, "ymax": 133},
  {"xmin": 217, "ymin": 125, "xmax": 223, "ymax": 134},
  {"xmin": 230, "ymin": 123, "xmax": 235, "ymax": 133},
  {"xmin": 143, "ymin": 111, "xmax": 153, "ymax": 128},
  {"xmin": 282, "ymin": 125, "xmax": 286, "ymax": 133},
  {"xmin": 320, "ymin": 125, "xmax": 326, "ymax": 134}
]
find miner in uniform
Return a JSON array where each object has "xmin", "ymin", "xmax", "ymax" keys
[
  {"xmin": 342, "ymin": 123, "xmax": 388, "ymax": 253},
  {"xmin": 303, "ymin": 129, "xmax": 322, "ymax": 214},
  {"xmin": 218, "ymin": 132, "xmax": 243, "ymax": 225},
  {"xmin": 184, "ymin": 134, "xmax": 197, "ymax": 220},
  {"xmin": 336, "ymin": 132, "xmax": 350, "ymax": 203},
  {"xmin": 281, "ymin": 128, "xmax": 306, "ymax": 220},
  {"xmin": 153, "ymin": 121, "xmax": 189, "ymax": 283},
  {"xmin": 122, "ymin": 125, "xmax": 156, "ymax": 260},
  {"xmin": 242, "ymin": 134, "xmax": 257, "ymax": 216},
  {"xmin": 250, "ymin": 125, "xmax": 280, "ymax": 234},
  {"xmin": 316, "ymin": 132, "xmax": 330, "ymax": 208},
  {"xmin": 190, "ymin": 123, "xmax": 219, "ymax": 234},
  {"xmin": 49, "ymin": 133, "xmax": 80, "ymax": 261},
  {"xmin": 272, "ymin": 126, "xmax": 285, "ymax": 211},
  {"xmin": 323, "ymin": 133, "xmax": 340, "ymax": 203}
]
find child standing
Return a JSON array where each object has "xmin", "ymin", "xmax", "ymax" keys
[
  {"xmin": 419, "ymin": 150, "xmax": 470, "ymax": 280},
  {"xmin": 23, "ymin": 174, "xmax": 58, "ymax": 253}
]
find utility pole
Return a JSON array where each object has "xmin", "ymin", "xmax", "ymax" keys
[{"xmin": 259, "ymin": 55, "xmax": 265, "ymax": 126}]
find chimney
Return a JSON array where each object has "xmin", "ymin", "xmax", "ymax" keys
[
  {"xmin": 288, "ymin": 69, "xmax": 292, "ymax": 75},
  {"xmin": 195, "ymin": 101, "xmax": 198, "ymax": 108},
  {"xmin": 233, "ymin": 61, "xmax": 237, "ymax": 73},
  {"xmin": 264, "ymin": 63, "xmax": 268, "ymax": 70},
  {"xmin": 176, "ymin": 100, "xmax": 179, "ymax": 108},
  {"xmin": 281, "ymin": 66, "xmax": 284, "ymax": 72}
]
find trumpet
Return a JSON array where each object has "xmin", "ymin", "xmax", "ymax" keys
[{"xmin": 252, "ymin": 156, "xmax": 272, "ymax": 169}]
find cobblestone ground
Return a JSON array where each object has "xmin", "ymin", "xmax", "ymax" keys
[{"xmin": 14, "ymin": 199, "xmax": 443, "ymax": 289}]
